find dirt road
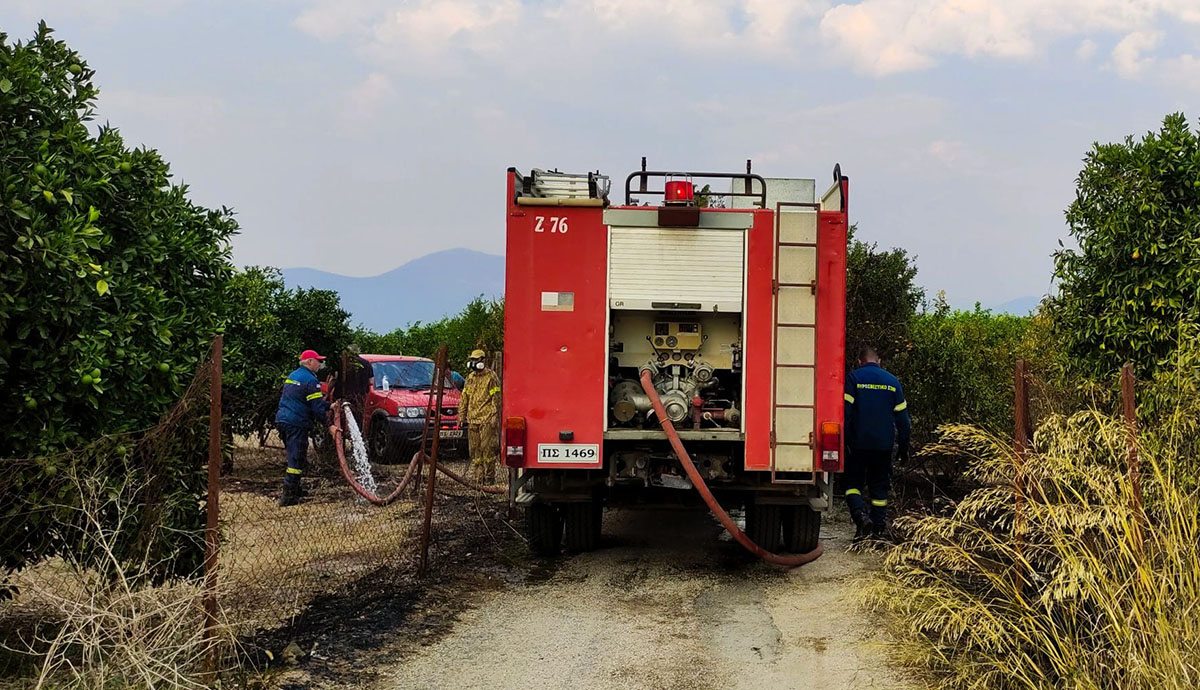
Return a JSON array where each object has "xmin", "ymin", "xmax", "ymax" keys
[{"xmin": 374, "ymin": 505, "xmax": 911, "ymax": 690}]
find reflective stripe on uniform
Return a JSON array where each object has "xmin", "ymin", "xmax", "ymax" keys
[
  {"xmin": 894, "ymin": 401, "xmax": 907, "ymax": 412},
  {"xmin": 857, "ymin": 383, "xmax": 897, "ymax": 392},
  {"xmin": 871, "ymin": 499, "xmax": 887, "ymax": 507},
  {"xmin": 286, "ymin": 467, "xmax": 303, "ymax": 475},
  {"xmin": 306, "ymin": 392, "xmax": 323, "ymax": 401},
  {"xmin": 488, "ymin": 386, "xmax": 500, "ymax": 395},
  {"xmin": 844, "ymin": 393, "xmax": 855, "ymax": 404},
  {"xmin": 845, "ymin": 488, "xmax": 861, "ymax": 496},
  {"xmin": 284, "ymin": 379, "xmax": 299, "ymax": 385}
]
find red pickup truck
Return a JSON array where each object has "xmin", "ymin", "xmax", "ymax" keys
[{"xmin": 351, "ymin": 354, "xmax": 463, "ymax": 462}]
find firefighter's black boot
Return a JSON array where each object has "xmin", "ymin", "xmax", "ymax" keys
[
  {"xmin": 851, "ymin": 508, "xmax": 871, "ymax": 544},
  {"xmin": 277, "ymin": 483, "xmax": 300, "ymax": 508},
  {"xmin": 870, "ymin": 521, "xmax": 891, "ymax": 545}
]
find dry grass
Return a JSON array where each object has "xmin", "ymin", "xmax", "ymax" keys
[
  {"xmin": 868, "ymin": 394, "xmax": 1200, "ymax": 689},
  {"xmin": 0, "ymin": 470, "xmax": 238, "ymax": 690},
  {"xmin": 1, "ymin": 431, "xmax": 486, "ymax": 685}
]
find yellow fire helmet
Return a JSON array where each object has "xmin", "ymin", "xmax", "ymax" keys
[{"xmin": 470, "ymin": 349, "xmax": 486, "ymax": 359}]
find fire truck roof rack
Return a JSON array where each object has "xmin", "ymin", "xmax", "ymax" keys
[
  {"xmin": 625, "ymin": 158, "xmax": 768, "ymax": 207},
  {"xmin": 514, "ymin": 168, "xmax": 610, "ymax": 207}
]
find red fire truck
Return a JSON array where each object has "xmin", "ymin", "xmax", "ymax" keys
[{"xmin": 502, "ymin": 161, "xmax": 848, "ymax": 556}]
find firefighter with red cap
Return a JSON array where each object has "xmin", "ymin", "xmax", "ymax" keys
[{"xmin": 275, "ymin": 349, "xmax": 331, "ymax": 507}]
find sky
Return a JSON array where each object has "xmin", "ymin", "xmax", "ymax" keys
[{"xmin": 4, "ymin": 0, "xmax": 1199, "ymax": 308}]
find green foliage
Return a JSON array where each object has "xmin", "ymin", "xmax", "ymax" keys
[
  {"xmin": 354, "ymin": 297, "xmax": 504, "ymax": 371},
  {"xmin": 223, "ymin": 267, "xmax": 351, "ymax": 436},
  {"xmin": 0, "ymin": 25, "xmax": 235, "ymax": 576},
  {"xmin": 1050, "ymin": 113, "xmax": 1200, "ymax": 379},
  {"xmin": 846, "ymin": 224, "xmax": 923, "ymax": 362},
  {"xmin": 897, "ymin": 295, "xmax": 1058, "ymax": 445}
]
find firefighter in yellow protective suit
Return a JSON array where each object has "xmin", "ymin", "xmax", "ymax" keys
[{"xmin": 460, "ymin": 349, "xmax": 501, "ymax": 484}]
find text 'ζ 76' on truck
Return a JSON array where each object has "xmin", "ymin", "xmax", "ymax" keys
[{"xmin": 502, "ymin": 161, "xmax": 849, "ymax": 558}]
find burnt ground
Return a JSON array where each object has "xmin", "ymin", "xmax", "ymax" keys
[
  {"xmin": 254, "ymin": 502, "xmax": 915, "ymax": 690},
  {"xmin": 243, "ymin": 492, "xmax": 534, "ymax": 689}
]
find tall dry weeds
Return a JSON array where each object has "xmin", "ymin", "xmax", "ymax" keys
[
  {"xmin": 869, "ymin": 384, "xmax": 1200, "ymax": 689},
  {"xmin": 2, "ymin": 467, "xmax": 238, "ymax": 689}
]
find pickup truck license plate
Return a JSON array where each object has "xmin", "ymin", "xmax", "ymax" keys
[
  {"xmin": 439, "ymin": 429, "xmax": 463, "ymax": 439},
  {"xmin": 537, "ymin": 444, "xmax": 599, "ymax": 463}
]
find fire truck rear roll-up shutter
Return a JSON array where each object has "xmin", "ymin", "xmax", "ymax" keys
[{"xmin": 608, "ymin": 227, "xmax": 744, "ymax": 311}]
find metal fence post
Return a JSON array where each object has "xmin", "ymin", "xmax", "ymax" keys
[
  {"xmin": 204, "ymin": 335, "xmax": 222, "ymax": 673},
  {"xmin": 1012, "ymin": 359, "xmax": 1030, "ymax": 581},
  {"xmin": 418, "ymin": 345, "xmax": 449, "ymax": 576},
  {"xmin": 1120, "ymin": 364, "xmax": 1144, "ymax": 555}
]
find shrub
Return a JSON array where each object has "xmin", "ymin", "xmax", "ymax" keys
[
  {"xmin": 223, "ymin": 267, "xmax": 351, "ymax": 438},
  {"xmin": 897, "ymin": 296, "xmax": 1060, "ymax": 446},
  {"xmin": 846, "ymin": 225, "xmax": 923, "ymax": 362}
]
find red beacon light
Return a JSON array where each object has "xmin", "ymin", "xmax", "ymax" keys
[{"xmin": 664, "ymin": 179, "xmax": 695, "ymax": 204}]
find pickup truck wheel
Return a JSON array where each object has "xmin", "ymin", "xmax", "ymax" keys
[
  {"xmin": 369, "ymin": 417, "xmax": 394, "ymax": 464},
  {"xmin": 526, "ymin": 503, "xmax": 562, "ymax": 556},
  {"xmin": 782, "ymin": 505, "xmax": 821, "ymax": 553},
  {"xmin": 744, "ymin": 503, "xmax": 782, "ymax": 552},
  {"xmin": 563, "ymin": 501, "xmax": 600, "ymax": 553}
]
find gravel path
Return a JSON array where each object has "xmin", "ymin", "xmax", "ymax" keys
[{"xmin": 374, "ymin": 505, "xmax": 913, "ymax": 690}]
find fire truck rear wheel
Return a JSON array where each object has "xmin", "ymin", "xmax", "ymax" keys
[
  {"xmin": 744, "ymin": 502, "xmax": 782, "ymax": 552},
  {"xmin": 526, "ymin": 503, "xmax": 563, "ymax": 556},
  {"xmin": 563, "ymin": 501, "xmax": 601, "ymax": 553},
  {"xmin": 782, "ymin": 505, "xmax": 821, "ymax": 553}
]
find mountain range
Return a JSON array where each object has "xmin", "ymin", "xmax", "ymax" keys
[
  {"xmin": 283, "ymin": 248, "xmax": 1041, "ymax": 333},
  {"xmin": 282, "ymin": 249, "xmax": 504, "ymax": 333}
]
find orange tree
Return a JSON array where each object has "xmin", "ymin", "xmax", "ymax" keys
[
  {"xmin": 0, "ymin": 25, "xmax": 236, "ymax": 578},
  {"xmin": 1050, "ymin": 113, "xmax": 1200, "ymax": 378}
]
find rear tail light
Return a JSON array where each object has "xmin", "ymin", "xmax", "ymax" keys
[
  {"xmin": 819, "ymin": 421, "xmax": 842, "ymax": 472},
  {"xmin": 504, "ymin": 416, "xmax": 526, "ymax": 468}
]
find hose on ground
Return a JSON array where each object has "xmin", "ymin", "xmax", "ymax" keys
[
  {"xmin": 435, "ymin": 462, "xmax": 506, "ymax": 495},
  {"xmin": 330, "ymin": 403, "xmax": 421, "ymax": 506},
  {"xmin": 639, "ymin": 370, "xmax": 825, "ymax": 567},
  {"xmin": 330, "ymin": 402, "xmax": 505, "ymax": 503}
]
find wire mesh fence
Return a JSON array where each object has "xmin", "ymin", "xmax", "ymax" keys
[{"xmin": 0, "ymin": 338, "xmax": 513, "ymax": 684}]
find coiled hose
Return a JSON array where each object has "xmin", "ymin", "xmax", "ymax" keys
[
  {"xmin": 639, "ymin": 370, "xmax": 825, "ymax": 567},
  {"xmin": 329, "ymin": 403, "xmax": 505, "ymax": 505}
]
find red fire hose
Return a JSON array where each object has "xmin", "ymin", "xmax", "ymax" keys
[
  {"xmin": 639, "ymin": 370, "xmax": 825, "ymax": 567},
  {"xmin": 329, "ymin": 404, "xmax": 420, "ymax": 506},
  {"xmin": 329, "ymin": 403, "xmax": 505, "ymax": 504}
]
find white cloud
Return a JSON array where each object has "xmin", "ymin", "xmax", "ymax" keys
[
  {"xmin": 1111, "ymin": 30, "xmax": 1162, "ymax": 77},
  {"xmin": 1109, "ymin": 31, "xmax": 1200, "ymax": 90},
  {"xmin": 818, "ymin": 0, "xmax": 1200, "ymax": 77},
  {"xmin": 1076, "ymin": 38, "xmax": 1098, "ymax": 61},
  {"xmin": 294, "ymin": 0, "xmax": 829, "ymax": 74}
]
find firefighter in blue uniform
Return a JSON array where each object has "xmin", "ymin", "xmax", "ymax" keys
[
  {"xmin": 843, "ymin": 345, "xmax": 911, "ymax": 541},
  {"xmin": 275, "ymin": 349, "xmax": 331, "ymax": 507}
]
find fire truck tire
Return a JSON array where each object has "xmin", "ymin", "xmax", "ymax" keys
[
  {"xmin": 526, "ymin": 503, "xmax": 562, "ymax": 556},
  {"xmin": 563, "ymin": 501, "xmax": 600, "ymax": 553},
  {"xmin": 744, "ymin": 503, "xmax": 782, "ymax": 552},
  {"xmin": 782, "ymin": 506, "xmax": 821, "ymax": 554}
]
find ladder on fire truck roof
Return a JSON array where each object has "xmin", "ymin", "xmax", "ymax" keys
[
  {"xmin": 771, "ymin": 201, "xmax": 821, "ymax": 484},
  {"xmin": 515, "ymin": 169, "xmax": 610, "ymax": 207}
]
